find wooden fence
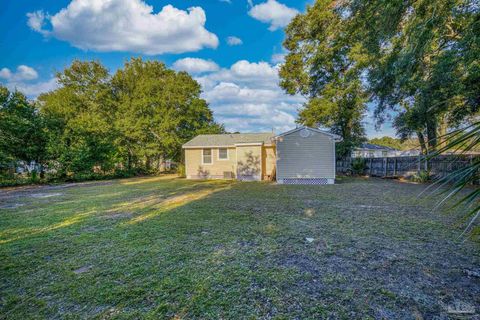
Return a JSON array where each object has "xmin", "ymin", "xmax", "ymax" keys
[{"xmin": 336, "ymin": 155, "xmax": 479, "ymax": 181}]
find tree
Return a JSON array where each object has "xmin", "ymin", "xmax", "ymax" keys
[
  {"xmin": 111, "ymin": 58, "xmax": 223, "ymax": 169},
  {"xmin": 351, "ymin": 0, "xmax": 479, "ymax": 152},
  {"xmin": 38, "ymin": 60, "xmax": 118, "ymax": 176},
  {"xmin": 281, "ymin": 0, "xmax": 479, "ymax": 155},
  {"xmin": 368, "ymin": 136, "xmax": 418, "ymax": 151},
  {"xmin": 0, "ymin": 86, "xmax": 47, "ymax": 167},
  {"xmin": 280, "ymin": 0, "xmax": 367, "ymax": 157}
]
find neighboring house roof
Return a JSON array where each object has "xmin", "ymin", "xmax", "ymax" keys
[
  {"xmin": 183, "ymin": 132, "xmax": 276, "ymax": 148},
  {"xmin": 355, "ymin": 143, "xmax": 398, "ymax": 151},
  {"xmin": 275, "ymin": 126, "xmax": 342, "ymax": 141}
]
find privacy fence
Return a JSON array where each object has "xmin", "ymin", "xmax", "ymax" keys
[{"xmin": 336, "ymin": 155, "xmax": 480, "ymax": 182}]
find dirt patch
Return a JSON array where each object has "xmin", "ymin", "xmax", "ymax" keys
[
  {"xmin": 73, "ymin": 265, "xmax": 93, "ymax": 275},
  {"xmin": 0, "ymin": 203, "xmax": 24, "ymax": 209},
  {"xmin": 30, "ymin": 192, "xmax": 63, "ymax": 199},
  {"xmin": 102, "ymin": 212, "xmax": 133, "ymax": 220}
]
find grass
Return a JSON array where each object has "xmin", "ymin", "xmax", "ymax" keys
[{"xmin": 0, "ymin": 175, "xmax": 479, "ymax": 319}]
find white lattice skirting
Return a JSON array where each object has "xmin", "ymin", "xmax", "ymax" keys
[{"xmin": 278, "ymin": 178, "xmax": 334, "ymax": 185}]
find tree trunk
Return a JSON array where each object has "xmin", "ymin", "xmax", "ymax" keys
[
  {"xmin": 426, "ymin": 118, "xmax": 437, "ymax": 152},
  {"xmin": 417, "ymin": 131, "xmax": 427, "ymax": 155},
  {"xmin": 438, "ymin": 115, "xmax": 448, "ymax": 149}
]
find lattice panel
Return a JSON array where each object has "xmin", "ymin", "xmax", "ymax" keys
[{"xmin": 281, "ymin": 178, "xmax": 332, "ymax": 185}]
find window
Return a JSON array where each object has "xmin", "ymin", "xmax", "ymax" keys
[
  {"xmin": 218, "ymin": 148, "xmax": 228, "ymax": 160},
  {"xmin": 382, "ymin": 151, "xmax": 388, "ymax": 157},
  {"xmin": 202, "ymin": 149, "xmax": 212, "ymax": 164}
]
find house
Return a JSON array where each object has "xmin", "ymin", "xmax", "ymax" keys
[
  {"xmin": 182, "ymin": 132, "xmax": 276, "ymax": 181},
  {"xmin": 182, "ymin": 127, "xmax": 341, "ymax": 184},
  {"xmin": 352, "ymin": 143, "xmax": 400, "ymax": 158}
]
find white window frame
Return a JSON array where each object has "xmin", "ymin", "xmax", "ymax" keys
[
  {"xmin": 202, "ymin": 148, "xmax": 213, "ymax": 165},
  {"xmin": 218, "ymin": 148, "xmax": 229, "ymax": 160}
]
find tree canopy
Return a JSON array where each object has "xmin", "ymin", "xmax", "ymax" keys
[
  {"xmin": 0, "ymin": 87, "xmax": 46, "ymax": 166},
  {"xmin": 280, "ymin": 0, "xmax": 479, "ymax": 156},
  {"xmin": 2, "ymin": 58, "xmax": 223, "ymax": 180}
]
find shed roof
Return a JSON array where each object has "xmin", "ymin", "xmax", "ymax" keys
[
  {"xmin": 183, "ymin": 133, "xmax": 275, "ymax": 148},
  {"xmin": 275, "ymin": 126, "xmax": 342, "ymax": 141}
]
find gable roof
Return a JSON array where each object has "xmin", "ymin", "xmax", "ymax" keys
[
  {"xmin": 356, "ymin": 143, "xmax": 398, "ymax": 151},
  {"xmin": 275, "ymin": 126, "xmax": 342, "ymax": 141},
  {"xmin": 183, "ymin": 132, "xmax": 275, "ymax": 148}
]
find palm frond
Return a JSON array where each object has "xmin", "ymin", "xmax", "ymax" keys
[{"xmin": 423, "ymin": 122, "xmax": 480, "ymax": 238}]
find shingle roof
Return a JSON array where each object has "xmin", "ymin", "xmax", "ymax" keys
[
  {"xmin": 183, "ymin": 133, "xmax": 276, "ymax": 148},
  {"xmin": 358, "ymin": 143, "xmax": 398, "ymax": 151}
]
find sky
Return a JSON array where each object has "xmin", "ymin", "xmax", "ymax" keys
[{"xmin": 0, "ymin": 0, "xmax": 395, "ymax": 137}]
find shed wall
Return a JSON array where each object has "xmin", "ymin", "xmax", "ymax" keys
[{"xmin": 276, "ymin": 130, "xmax": 335, "ymax": 180}]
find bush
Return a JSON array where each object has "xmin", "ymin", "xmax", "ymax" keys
[
  {"xmin": 412, "ymin": 170, "xmax": 431, "ymax": 183},
  {"xmin": 351, "ymin": 158, "xmax": 366, "ymax": 175},
  {"xmin": 30, "ymin": 170, "xmax": 38, "ymax": 183},
  {"xmin": 177, "ymin": 163, "xmax": 186, "ymax": 178}
]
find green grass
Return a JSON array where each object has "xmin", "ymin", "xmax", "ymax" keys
[{"xmin": 0, "ymin": 176, "xmax": 479, "ymax": 319}]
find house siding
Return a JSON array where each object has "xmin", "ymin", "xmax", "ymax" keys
[
  {"xmin": 184, "ymin": 145, "xmax": 276, "ymax": 180},
  {"xmin": 185, "ymin": 147, "xmax": 237, "ymax": 179},
  {"xmin": 236, "ymin": 145, "xmax": 262, "ymax": 181},
  {"xmin": 276, "ymin": 129, "xmax": 335, "ymax": 180},
  {"xmin": 263, "ymin": 146, "xmax": 276, "ymax": 180}
]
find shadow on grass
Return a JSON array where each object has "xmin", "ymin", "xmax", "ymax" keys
[
  {"xmin": 0, "ymin": 178, "xmax": 235, "ymax": 245},
  {"xmin": 0, "ymin": 211, "xmax": 96, "ymax": 244}
]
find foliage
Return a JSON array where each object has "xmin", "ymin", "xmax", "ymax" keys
[
  {"xmin": 423, "ymin": 122, "xmax": 480, "ymax": 235},
  {"xmin": 38, "ymin": 61, "xmax": 117, "ymax": 177},
  {"xmin": 412, "ymin": 170, "xmax": 432, "ymax": 183},
  {"xmin": 369, "ymin": 137, "xmax": 403, "ymax": 150},
  {"xmin": 0, "ymin": 58, "xmax": 225, "ymax": 183},
  {"xmin": 281, "ymin": 0, "xmax": 479, "ymax": 156},
  {"xmin": 351, "ymin": 158, "xmax": 367, "ymax": 175},
  {"xmin": 280, "ymin": 1, "xmax": 367, "ymax": 157},
  {"xmin": 111, "ymin": 58, "xmax": 223, "ymax": 169},
  {"xmin": 177, "ymin": 163, "xmax": 186, "ymax": 178},
  {"xmin": 351, "ymin": 0, "xmax": 480, "ymax": 152},
  {"xmin": 0, "ymin": 86, "xmax": 47, "ymax": 166}
]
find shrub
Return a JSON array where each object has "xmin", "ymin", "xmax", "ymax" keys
[
  {"xmin": 351, "ymin": 158, "xmax": 366, "ymax": 175},
  {"xmin": 30, "ymin": 170, "xmax": 38, "ymax": 183},
  {"xmin": 177, "ymin": 164, "xmax": 186, "ymax": 178},
  {"xmin": 412, "ymin": 170, "xmax": 431, "ymax": 183}
]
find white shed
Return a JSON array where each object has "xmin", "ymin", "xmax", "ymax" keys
[{"xmin": 275, "ymin": 127, "xmax": 341, "ymax": 184}]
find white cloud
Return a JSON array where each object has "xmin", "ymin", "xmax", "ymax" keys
[
  {"xmin": 0, "ymin": 65, "xmax": 39, "ymax": 81},
  {"xmin": 271, "ymin": 53, "xmax": 286, "ymax": 64},
  {"xmin": 26, "ymin": 11, "xmax": 49, "ymax": 36},
  {"xmin": 195, "ymin": 60, "xmax": 304, "ymax": 133},
  {"xmin": 6, "ymin": 78, "xmax": 59, "ymax": 98},
  {"xmin": 27, "ymin": 0, "xmax": 219, "ymax": 55},
  {"xmin": 0, "ymin": 68, "xmax": 11, "ymax": 79},
  {"xmin": 0, "ymin": 65, "xmax": 57, "ymax": 98},
  {"xmin": 226, "ymin": 36, "xmax": 243, "ymax": 46},
  {"xmin": 248, "ymin": 0, "xmax": 298, "ymax": 31},
  {"xmin": 173, "ymin": 58, "xmax": 220, "ymax": 74},
  {"xmin": 196, "ymin": 60, "xmax": 279, "ymax": 88}
]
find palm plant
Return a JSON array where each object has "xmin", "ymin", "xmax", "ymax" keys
[{"xmin": 422, "ymin": 121, "xmax": 480, "ymax": 237}]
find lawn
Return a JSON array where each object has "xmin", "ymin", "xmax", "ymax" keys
[{"xmin": 0, "ymin": 176, "xmax": 479, "ymax": 319}]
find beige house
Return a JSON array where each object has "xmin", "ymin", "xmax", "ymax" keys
[{"xmin": 182, "ymin": 127, "xmax": 341, "ymax": 184}]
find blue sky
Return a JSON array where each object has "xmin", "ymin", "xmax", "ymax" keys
[{"xmin": 0, "ymin": 0, "xmax": 395, "ymax": 137}]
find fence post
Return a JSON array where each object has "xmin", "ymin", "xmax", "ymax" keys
[
  {"xmin": 369, "ymin": 158, "xmax": 372, "ymax": 175},
  {"xmin": 383, "ymin": 157, "xmax": 387, "ymax": 177},
  {"xmin": 393, "ymin": 158, "xmax": 397, "ymax": 176}
]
